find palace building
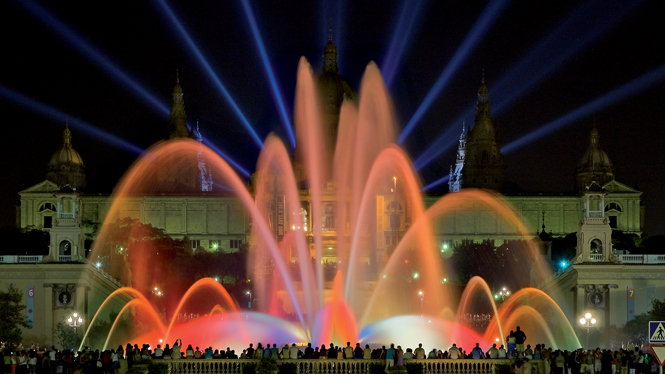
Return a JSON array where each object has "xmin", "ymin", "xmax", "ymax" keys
[{"xmin": 3, "ymin": 37, "xmax": 660, "ymax": 348}]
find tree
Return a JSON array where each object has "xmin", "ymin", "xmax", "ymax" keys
[
  {"xmin": 0, "ymin": 284, "xmax": 31, "ymax": 347},
  {"xmin": 55, "ymin": 322, "xmax": 82, "ymax": 350},
  {"xmin": 620, "ymin": 298, "xmax": 665, "ymax": 345}
]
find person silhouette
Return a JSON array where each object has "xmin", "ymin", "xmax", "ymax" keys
[{"xmin": 657, "ymin": 325, "xmax": 665, "ymax": 340}]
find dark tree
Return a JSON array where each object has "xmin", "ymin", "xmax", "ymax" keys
[{"xmin": 0, "ymin": 284, "xmax": 31, "ymax": 347}]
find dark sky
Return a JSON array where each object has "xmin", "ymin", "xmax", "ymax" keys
[{"xmin": 2, "ymin": 1, "xmax": 664, "ymax": 234}]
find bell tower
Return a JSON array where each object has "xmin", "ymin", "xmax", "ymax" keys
[
  {"xmin": 574, "ymin": 181, "xmax": 616, "ymax": 263},
  {"xmin": 46, "ymin": 186, "xmax": 86, "ymax": 263}
]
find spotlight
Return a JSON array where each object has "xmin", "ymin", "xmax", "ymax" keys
[
  {"xmin": 241, "ymin": 0, "xmax": 295, "ymax": 148},
  {"xmin": 382, "ymin": 0, "xmax": 427, "ymax": 87},
  {"xmin": 155, "ymin": 0, "xmax": 264, "ymax": 148},
  {"xmin": 398, "ymin": 0, "xmax": 510, "ymax": 144}
]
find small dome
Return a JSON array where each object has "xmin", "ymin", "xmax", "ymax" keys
[
  {"xmin": 46, "ymin": 123, "xmax": 86, "ymax": 189},
  {"xmin": 49, "ymin": 146, "xmax": 84, "ymax": 167},
  {"xmin": 48, "ymin": 125, "xmax": 84, "ymax": 167},
  {"xmin": 317, "ymin": 72, "xmax": 356, "ymax": 109},
  {"xmin": 575, "ymin": 126, "xmax": 614, "ymax": 190}
]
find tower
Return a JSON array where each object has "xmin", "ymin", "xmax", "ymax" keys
[
  {"xmin": 448, "ymin": 122, "xmax": 467, "ymax": 192},
  {"xmin": 195, "ymin": 122, "xmax": 213, "ymax": 192},
  {"xmin": 463, "ymin": 73, "xmax": 505, "ymax": 190},
  {"xmin": 315, "ymin": 27, "xmax": 356, "ymax": 162},
  {"xmin": 158, "ymin": 75, "xmax": 199, "ymax": 192},
  {"xmin": 46, "ymin": 185, "xmax": 86, "ymax": 263},
  {"xmin": 168, "ymin": 72, "xmax": 193, "ymax": 140},
  {"xmin": 575, "ymin": 125, "xmax": 614, "ymax": 191},
  {"xmin": 46, "ymin": 121, "xmax": 86, "ymax": 190},
  {"xmin": 573, "ymin": 181, "xmax": 617, "ymax": 263}
]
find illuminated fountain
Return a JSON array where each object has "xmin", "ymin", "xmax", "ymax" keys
[{"xmin": 85, "ymin": 58, "xmax": 580, "ymax": 351}]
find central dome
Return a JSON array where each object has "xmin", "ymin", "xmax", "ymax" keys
[
  {"xmin": 575, "ymin": 126, "xmax": 614, "ymax": 190},
  {"xmin": 46, "ymin": 123, "xmax": 86, "ymax": 189}
]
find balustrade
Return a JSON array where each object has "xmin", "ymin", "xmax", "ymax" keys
[{"xmin": 158, "ymin": 359, "xmax": 544, "ymax": 374}]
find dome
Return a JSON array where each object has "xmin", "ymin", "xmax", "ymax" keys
[
  {"xmin": 317, "ymin": 71, "xmax": 356, "ymax": 109},
  {"xmin": 575, "ymin": 127, "xmax": 614, "ymax": 190},
  {"xmin": 46, "ymin": 123, "xmax": 86, "ymax": 189},
  {"xmin": 48, "ymin": 125, "xmax": 84, "ymax": 167},
  {"xmin": 576, "ymin": 128, "xmax": 612, "ymax": 169}
]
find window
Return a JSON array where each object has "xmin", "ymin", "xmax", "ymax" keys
[
  {"xmin": 322, "ymin": 204, "xmax": 336, "ymax": 231},
  {"xmin": 609, "ymin": 216, "xmax": 618, "ymax": 229},
  {"xmin": 590, "ymin": 239, "xmax": 602, "ymax": 254},
  {"xmin": 59, "ymin": 240, "xmax": 72, "ymax": 255},
  {"xmin": 230, "ymin": 239, "xmax": 242, "ymax": 249},
  {"xmin": 39, "ymin": 203, "xmax": 56, "ymax": 212},
  {"xmin": 43, "ymin": 216, "xmax": 53, "ymax": 228},
  {"xmin": 604, "ymin": 202, "xmax": 622, "ymax": 212},
  {"xmin": 191, "ymin": 240, "xmax": 201, "ymax": 249},
  {"xmin": 209, "ymin": 240, "xmax": 221, "ymax": 250}
]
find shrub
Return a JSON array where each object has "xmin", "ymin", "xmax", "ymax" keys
[
  {"xmin": 369, "ymin": 362, "xmax": 386, "ymax": 374},
  {"xmin": 494, "ymin": 363, "xmax": 511, "ymax": 374},
  {"xmin": 278, "ymin": 362, "xmax": 297, "ymax": 374},
  {"xmin": 406, "ymin": 363, "xmax": 423, "ymax": 374},
  {"xmin": 242, "ymin": 363, "xmax": 258, "ymax": 374}
]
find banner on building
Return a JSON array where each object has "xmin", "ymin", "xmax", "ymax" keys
[{"xmin": 27, "ymin": 285, "xmax": 34, "ymax": 327}]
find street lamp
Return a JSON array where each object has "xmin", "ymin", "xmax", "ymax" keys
[
  {"xmin": 67, "ymin": 312, "xmax": 83, "ymax": 349},
  {"xmin": 418, "ymin": 291, "xmax": 424, "ymax": 317},
  {"xmin": 494, "ymin": 287, "xmax": 511, "ymax": 302},
  {"xmin": 246, "ymin": 291, "xmax": 252, "ymax": 308},
  {"xmin": 579, "ymin": 312, "xmax": 597, "ymax": 349}
]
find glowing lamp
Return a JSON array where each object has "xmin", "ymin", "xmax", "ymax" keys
[
  {"xmin": 584, "ymin": 312, "xmax": 592, "ymax": 320},
  {"xmin": 590, "ymin": 318, "xmax": 597, "ymax": 325},
  {"xmin": 579, "ymin": 318, "xmax": 586, "ymax": 325},
  {"xmin": 413, "ymin": 272, "xmax": 419, "ymax": 279}
]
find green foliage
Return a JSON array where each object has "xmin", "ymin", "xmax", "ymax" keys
[
  {"xmin": 277, "ymin": 362, "xmax": 297, "ymax": 374},
  {"xmin": 55, "ymin": 322, "xmax": 81, "ymax": 350},
  {"xmin": 494, "ymin": 364, "xmax": 512, "ymax": 374},
  {"xmin": 620, "ymin": 298, "xmax": 665, "ymax": 345},
  {"xmin": 0, "ymin": 284, "xmax": 31, "ymax": 347},
  {"xmin": 150, "ymin": 362, "xmax": 169, "ymax": 374},
  {"xmin": 369, "ymin": 363, "xmax": 386, "ymax": 374},
  {"xmin": 406, "ymin": 363, "xmax": 423, "ymax": 374},
  {"xmin": 256, "ymin": 358, "xmax": 279, "ymax": 374},
  {"xmin": 387, "ymin": 365, "xmax": 406, "ymax": 372},
  {"xmin": 86, "ymin": 312, "xmax": 118, "ymax": 349},
  {"xmin": 242, "ymin": 363, "xmax": 258, "ymax": 374}
]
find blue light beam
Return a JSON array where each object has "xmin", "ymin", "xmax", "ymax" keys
[
  {"xmin": 241, "ymin": 0, "xmax": 296, "ymax": 149},
  {"xmin": 398, "ymin": 0, "xmax": 510, "ymax": 144},
  {"xmin": 201, "ymin": 138, "xmax": 251, "ymax": 178},
  {"xmin": 155, "ymin": 0, "xmax": 264, "ymax": 148},
  {"xmin": 382, "ymin": 0, "xmax": 427, "ymax": 87},
  {"xmin": 502, "ymin": 64, "xmax": 665, "ymax": 154},
  {"xmin": 18, "ymin": 0, "xmax": 169, "ymax": 117},
  {"xmin": 0, "ymin": 83, "xmax": 144, "ymax": 155},
  {"xmin": 413, "ymin": 0, "xmax": 642, "ymax": 170},
  {"xmin": 422, "ymin": 175, "xmax": 450, "ymax": 192}
]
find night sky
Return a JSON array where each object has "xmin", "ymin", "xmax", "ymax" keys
[{"xmin": 2, "ymin": 1, "xmax": 664, "ymax": 234}]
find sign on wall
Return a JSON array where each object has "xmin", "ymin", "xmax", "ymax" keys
[
  {"xmin": 26, "ymin": 285, "xmax": 34, "ymax": 327},
  {"xmin": 627, "ymin": 286, "xmax": 635, "ymax": 321}
]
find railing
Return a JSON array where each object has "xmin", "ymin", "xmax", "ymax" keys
[
  {"xmin": 59, "ymin": 255, "xmax": 72, "ymax": 262},
  {"xmin": 167, "ymin": 359, "xmax": 544, "ymax": 374},
  {"xmin": 0, "ymin": 255, "xmax": 43, "ymax": 263},
  {"xmin": 587, "ymin": 254, "xmax": 665, "ymax": 264}
]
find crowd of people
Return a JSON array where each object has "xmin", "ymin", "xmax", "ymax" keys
[{"xmin": 1, "ymin": 331, "xmax": 662, "ymax": 374}]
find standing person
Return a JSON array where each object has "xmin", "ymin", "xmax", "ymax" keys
[
  {"xmin": 254, "ymin": 344, "xmax": 263, "ymax": 359},
  {"xmin": 385, "ymin": 344, "xmax": 395, "ymax": 371},
  {"xmin": 353, "ymin": 344, "xmax": 362, "ymax": 359},
  {"xmin": 111, "ymin": 350, "xmax": 119, "ymax": 374},
  {"xmin": 514, "ymin": 327, "xmax": 527, "ymax": 355},
  {"xmin": 246, "ymin": 344, "xmax": 255, "ymax": 360},
  {"xmin": 304, "ymin": 344, "xmax": 313, "ymax": 359},
  {"xmin": 507, "ymin": 331, "xmax": 516, "ymax": 358},
  {"xmin": 414, "ymin": 344, "xmax": 426, "ymax": 360},
  {"xmin": 594, "ymin": 349, "xmax": 602, "ymax": 374},
  {"xmin": 555, "ymin": 351, "xmax": 566, "ymax": 374},
  {"xmin": 395, "ymin": 347, "xmax": 404, "ymax": 366},
  {"xmin": 487, "ymin": 344, "xmax": 499, "ymax": 359}
]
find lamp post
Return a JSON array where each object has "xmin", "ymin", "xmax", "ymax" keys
[
  {"xmin": 579, "ymin": 312, "xmax": 597, "ymax": 349},
  {"xmin": 418, "ymin": 291, "xmax": 424, "ymax": 317},
  {"xmin": 246, "ymin": 291, "xmax": 252, "ymax": 308},
  {"xmin": 494, "ymin": 287, "xmax": 511, "ymax": 302},
  {"xmin": 67, "ymin": 312, "xmax": 83, "ymax": 350}
]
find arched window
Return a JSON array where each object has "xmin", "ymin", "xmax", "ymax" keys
[
  {"xmin": 590, "ymin": 239, "xmax": 602, "ymax": 254},
  {"xmin": 39, "ymin": 203, "xmax": 56, "ymax": 212},
  {"xmin": 481, "ymin": 150, "xmax": 489, "ymax": 164},
  {"xmin": 59, "ymin": 240, "xmax": 72, "ymax": 256},
  {"xmin": 604, "ymin": 202, "xmax": 622, "ymax": 212},
  {"xmin": 322, "ymin": 204, "xmax": 336, "ymax": 231}
]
